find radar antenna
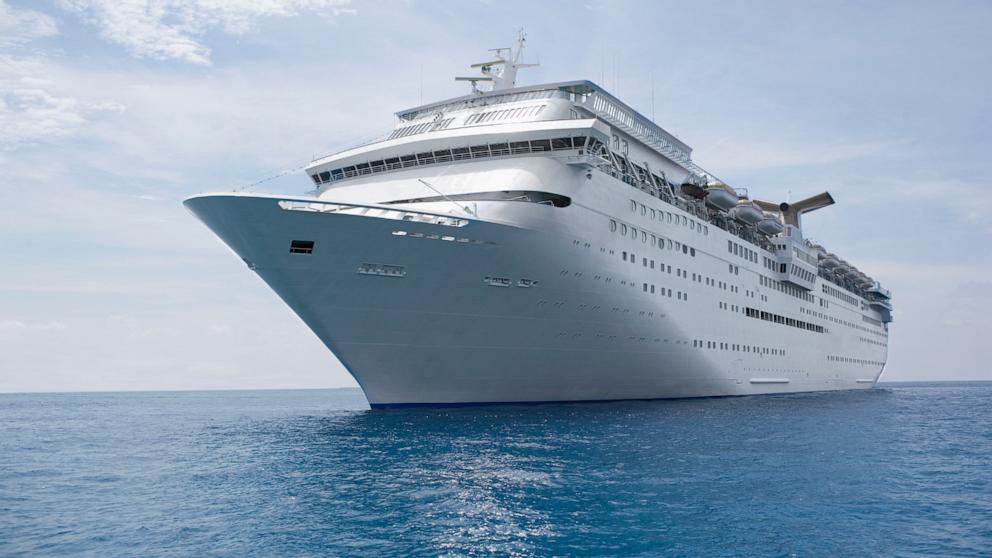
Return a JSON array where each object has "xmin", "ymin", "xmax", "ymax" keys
[{"xmin": 455, "ymin": 30, "xmax": 538, "ymax": 94}]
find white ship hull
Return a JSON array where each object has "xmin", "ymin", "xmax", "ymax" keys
[{"xmin": 185, "ymin": 156, "xmax": 888, "ymax": 407}]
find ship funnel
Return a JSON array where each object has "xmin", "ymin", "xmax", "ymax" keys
[
  {"xmin": 754, "ymin": 193, "xmax": 834, "ymax": 230},
  {"xmin": 784, "ymin": 192, "xmax": 835, "ymax": 229}
]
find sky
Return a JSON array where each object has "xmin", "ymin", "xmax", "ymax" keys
[{"xmin": 1, "ymin": 0, "xmax": 990, "ymax": 393}]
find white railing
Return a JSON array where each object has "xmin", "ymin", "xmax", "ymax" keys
[{"xmin": 277, "ymin": 200, "xmax": 470, "ymax": 228}]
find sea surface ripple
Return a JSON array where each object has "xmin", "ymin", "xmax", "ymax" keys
[{"xmin": 1, "ymin": 382, "xmax": 990, "ymax": 556}]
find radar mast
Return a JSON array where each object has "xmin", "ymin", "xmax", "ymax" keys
[{"xmin": 455, "ymin": 30, "xmax": 538, "ymax": 94}]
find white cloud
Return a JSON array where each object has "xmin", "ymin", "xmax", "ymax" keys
[
  {"xmin": 0, "ymin": 62, "xmax": 125, "ymax": 149},
  {"xmin": 0, "ymin": 3, "xmax": 124, "ymax": 149},
  {"xmin": 59, "ymin": 0, "xmax": 355, "ymax": 65},
  {"xmin": 0, "ymin": 1, "xmax": 57, "ymax": 46}
]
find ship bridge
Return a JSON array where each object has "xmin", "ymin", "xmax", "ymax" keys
[{"xmin": 306, "ymin": 80, "xmax": 706, "ymax": 190}]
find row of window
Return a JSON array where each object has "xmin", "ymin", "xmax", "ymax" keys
[
  {"xmin": 622, "ymin": 251, "xmax": 742, "ymax": 293},
  {"xmin": 792, "ymin": 247, "xmax": 818, "ymax": 266},
  {"xmin": 630, "ymin": 200, "xmax": 709, "ymax": 236},
  {"xmin": 691, "ymin": 339, "xmax": 786, "ymax": 356},
  {"xmin": 788, "ymin": 263, "xmax": 816, "ymax": 284},
  {"xmin": 798, "ymin": 306, "xmax": 886, "ymax": 338},
  {"xmin": 822, "ymin": 283, "xmax": 859, "ymax": 306},
  {"xmin": 862, "ymin": 315, "xmax": 882, "ymax": 327},
  {"xmin": 390, "ymin": 230, "xmax": 488, "ymax": 245},
  {"xmin": 744, "ymin": 307, "xmax": 825, "ymax": 333},
  {"xmin": 464, "ymin": 104, "xmax": 546, "ymax": 125},
  {"xmin": 610, "ymin": 221, "xmax": 697, "ymax": 257},
  {"xmin": 828, "ymin": 355, "xmax": 884, "ymax": 367},
  {"xmin": 357, "ymin": 263, "xmax": 406, "ymax": 277},
  {"xmin": 642, "ymin": 283, "xmax": 689, "ymax": 300},
  {"xmin": 728, "ymin": 240, "xmax": 759, "ymax": 264},
  {"xmin": 859, "ymin": 336, "xmax": 886, "ymax": 347},
  {"xmin": 759, "ymin": 275, "xmax": 815, "ymax": 303},
  {"xmin": 397, "ymin": 89, "xmax": 559, "ymax": 122},
  {"xmin": 387, "ymin": 117, "xmax": 455, "ymax": 140},
  {"xmin": 482, "ymin": 276, "xmax": 538, "ymax": 288},
  {"xmin": 310, "ymin": 136, "xmax": 589, "ymax": 185}
]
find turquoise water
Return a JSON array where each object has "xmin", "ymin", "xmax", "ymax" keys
[{"xmin": 1, "ymin": 383, "xmax": 990, "ymax": 556}]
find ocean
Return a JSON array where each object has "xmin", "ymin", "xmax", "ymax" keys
[{"xmin": 1, "ymin": 383, "xmax": 989, "ymax": 556}]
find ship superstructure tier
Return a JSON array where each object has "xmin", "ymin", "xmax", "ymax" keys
[{"xmin": 185, "ymin": 38, "xmax": 892, "ymax": 407}]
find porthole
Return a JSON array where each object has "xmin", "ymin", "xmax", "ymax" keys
[
  {"xmin": 621, "ymin": 224, "xmax": 628, "ymax": 235},
  {"xmin": 610, "ymin": 220, "xmax": 617, "ymax": 232}
]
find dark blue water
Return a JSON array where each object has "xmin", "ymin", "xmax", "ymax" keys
[{"xmin": 1, "ymin": 383, "xmax": 990, "ymax": 557}]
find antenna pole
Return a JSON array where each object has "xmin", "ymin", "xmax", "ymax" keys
[
  {"xmin": 456, "ymin": 31, "xmax": 537, "ymax": 93},
  {"xmin": 651, "ymin": 71, "xmax": 655, "ymax": 122}
]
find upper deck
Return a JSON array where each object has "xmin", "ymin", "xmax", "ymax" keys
[{"xmin": 305, "ymin": 81, "xmax": 706, "ymax": 187}]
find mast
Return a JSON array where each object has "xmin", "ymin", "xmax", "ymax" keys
[{"xmin": 454, "ymin": 30, "xmax": 538, "ymax": 94}]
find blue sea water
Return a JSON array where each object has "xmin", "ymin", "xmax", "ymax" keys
[{"xmin": 1, "ymin": 383, "xmax": 990, "ymax": 557}]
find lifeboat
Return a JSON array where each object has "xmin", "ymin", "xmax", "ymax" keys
[
  {"xmin": 680, "ymin": 181, "xmax": 708, "ymax": 199},
  {"xmin": 756, "ymin": 212, "xmax": 784, "ymax": 235},
  {"xmin": 820, "ymin": 253, "xmax": 841, "ymax": 269},
  {"xmin": 729, "ymin": 201, "xmax": 763, "ymax": 224},
  {"xmin": 704, "ymin": 187, "xmax": 738, "ymax": 211}
]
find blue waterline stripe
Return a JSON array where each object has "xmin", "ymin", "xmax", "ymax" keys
[{"xmin": 368, "ymin": 387, "xmax": 877, "ymax": 409}]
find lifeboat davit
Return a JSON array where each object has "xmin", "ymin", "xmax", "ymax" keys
[
  {"xmin": 705, "ymin": 187, "xmax": 738, "ymax": 211},
  {"xmin": 756, "ymin": 212, "xmax": 784, "ymax": 235},
  {"xmin": 730, "ymin": 201, "xmax": 763, "ymax": 225}
]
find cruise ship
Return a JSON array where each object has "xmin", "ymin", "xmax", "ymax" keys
[{"xmin": 185, "ymin": 35, "xmax": 892, "ymax": 408}]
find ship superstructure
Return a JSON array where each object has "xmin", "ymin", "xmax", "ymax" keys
[{"xmin": 185, "ymin": 35, "xmax": 892, "ymax": 407}]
